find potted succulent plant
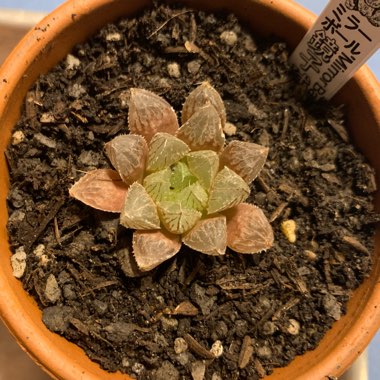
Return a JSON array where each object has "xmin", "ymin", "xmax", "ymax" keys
[
  {"xmin": 68, "ymin": 83, "xmax": 273, "ymax": 274},
  {"xmin": 0, "ymin": 0, "xmax": 379, "ymax": 380}
]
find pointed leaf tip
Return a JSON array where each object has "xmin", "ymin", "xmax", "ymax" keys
[
  {"xmin": 105, "ymin": 134, "xmax": 148, "ymax": 186},
  {"xmin": 177, "ymin": 104, "xmax": 225, "ymax": 152},
  {"xmin": 143, "ymin": 168, "xmax": 172, "ymax": 202},
  {"xmin": 182, "ymin": 82, "xmax": 226, "ymax": 127},
  {"xmin": 182, "ymin": 215, "xmax": 227, "ymax": 255},
  {"xmin": 207, "ymin": 167, "xmax": 250, "ymax": 214},
  {"xmin": 120, "ymin": 182, "xmax": 161, "ymax": 230},
  {"xmin": 220, "ymin": 141, "xmax": 269, "ymax": 185},
  {"xmin": 186, "ymin": 150, "xmax": 219, "ymax": 190},
  {"xmin": 69, "ymin": 169, "xmax": 128, "ymax": 212},
  {"xmin": 128, "ymin": 88, "xmax": 179, "ymax": 142},
  {"xmin": 146, "ymin": 132, "xmax": 190, "ymax": 172},
  {"xmin": 132, "ymin": 230, "xmax": 181, "ymax": 271},
  {"xmin": 157, "ymin": 201, "xmax": 202, "ymax": 235},
  {"xmin": 226, "ymin": 203, "xmax": 274, "ymax": 254}
]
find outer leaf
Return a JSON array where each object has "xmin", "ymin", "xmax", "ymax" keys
[
  {"xmin": 157, "ymin": 201, "xmax": 202, "ymax": 234},
  {"xmin": 182, "ymin": 215, "xmax": 227, "ymax": 255},
  {"xmin": 69, "ymin": 169, "xmax": 128, "ymax": 212},
  {"xmin": 220, "ymin": 141, "xmax": 269, "ymax": 185},
  {"xmin": 128, "ymin": 88, "xmax": 179, "ymax": 142},
  {"xmin": 182, "ymin": 82, "xmax": 226, "ymax": 127},
  {"xmin": 177, "ymin": 182, "xmax": 208, "ymax": 211},
  {"xmin": 225, "ymin": 203, "xmax": 274, "ymax": 253},
  {"xmin": 177, "ymin": 105, "xmax": 225, "ymax": 152},
  {"xmin": 117, "ymin": 242, "xmax": 144, "ymax": 278},
  {"xmin": 186, "ymin": 150, "xmax": 219, "ymax": 190},
  {"xmin": 132, "ymin": 230, "xmax": 181, "ymax": 271},
  {"xmin": 104, "ymin": 134, "xmax": 148, "ymax": 186},
  {"xmin": 120, "ymin": 182, "xmax": 161, "ymax": 230},
  {"xmin": 207, "ymin": 167, "xmax": 250, "ymax": 214},
  {"xmin": 143, "ymin": 168, "xmax": 172, "ymax": 202},
  {"xmin": 146, "ymin": 132, "xmax": 190, "ymax": 172}
]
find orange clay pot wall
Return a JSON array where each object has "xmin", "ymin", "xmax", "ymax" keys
[{"xmin": 0, "ymin": 1, "xmax": 379, "ymax": 379}]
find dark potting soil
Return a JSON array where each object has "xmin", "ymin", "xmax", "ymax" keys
[{"xmin": 5, "ymin": 2, "xmax": 379, "ymax": 379}]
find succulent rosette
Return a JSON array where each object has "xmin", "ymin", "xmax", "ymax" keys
[{"xmin": 70, "ymin": 82, "xmax": 274, "ymax": 273}]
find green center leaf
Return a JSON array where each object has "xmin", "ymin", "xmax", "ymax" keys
[
  {"xmin": 157, "ymin": 201, "xmax": 202, "ymax": 234},
  {"xmin": 143, "ymin": 168, "xmax": 172, "ymax": 202},
  {"xmin": 170, "ymin": 161, "xmax": 197, "ymax": 191},
  {"xmin": 186, "ymin": 150, "xmax": 219, "ymax": 190}
]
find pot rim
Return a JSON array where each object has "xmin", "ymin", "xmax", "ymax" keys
[{"xmin": 0, "ymin": 1, "xmax": 379, "ymax": 380}]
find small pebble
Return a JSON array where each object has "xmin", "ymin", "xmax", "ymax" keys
[
  {"xmin": 87, "ymin": 131, "xmax": 95, "ymax": 141},
  {"xmin": 11, "ymin": 246, "xmax": 27, "ymax": 278},
  {"xmin": 281, "ymin": 219, "xmax": 297, "ymax": 243},
  {"xmin": 39, "ymin": 112, "xmax": 56, "ymax": 124},
  {"xmin": 174, "ymin": 337, "xmax": 188, "ymax": 354},
  {"xmin": 256, "ymin": 345, "xmax": 272, "ymax": 359},
  {"xmin": 93, "ymin": 299, "xmax": 108, "ymax": 315},
  {"xmin": 33, "ymin": 244, "xmax": 49, "ymax": 266},
  {"xmin": 302, "ymin": 147, "xmax": 314, "ymax": 161},
  {"xmin": 68, "ymin": 83, "xmax": 86, "ymax": 98},
  {"xmin": 323, "ymin": 293, "xmax": 342, "ymax": 320},
  {"xmin": 211, "ymin": 320, "xmax": 228, "ymax": 340},
  {"xmin": 45, "ymin": 274, "xmax": 61, "ymax": 303},
  {"xmin": 66, "ymin": 54, "xmax": 81, "ymax": 69},
  {"xmin": 11, "ymin": 130, "xmax": 25, "ymax": 145},
  {"xmin": 288, "ymin": 156, "xmax": 301, "ymax": 171},
  {"xmin": 155, "ymin": 361, "xmax": 180, "ymax": 380},
  {"xmin": 287, "ymin": 319, "xmax": 301, "ymax": 335},
  {"xmin": 121, "ymin": 357, "xmax": 130, "ymax": 367},
  {"xmin": 176, "ymin": 351, "xmax": 190, "ymax": 366},
  {"xmin": 8, "ymin": 210, "xmax": 25, "ymax": 223},
  {"xmin": 119, "ymin": 90, "xmax": 130, "ymax": 109},
  {"xmin": 211, "ymin": 373, "xmax": 223, "ymax": 380},
  {"xmin": 132, "ymin": 362, "xmax": 145, "ymax": 374},
  {"xmin": 154, "ymin": 332, "xmax": 169, "ymax": 347},
  {"xmin": 106, "ymin": 32, "xmax": 122, "ymax": 41},
  {"xmin": 191, "ymin": 360, "xmax": 206, "ymax": 380},
  {"xmin": 243, "ymin": 35, "xmax": 256, "ymax": 52},
  {"xmin": 42, "ymin": 305, "xmax": 73, "ymax": 333},
  {"xmin": 220, "ymin": 30, "xmax": 238, "ymax": 46},
  {"xmin": 34, "ymin": 132, "xmax": 57, "ymax": 149},
  {"xmin": 223, "ymin": 122, "xmax": 237, "ymax": 136},
  {"xmin": 262, "ymin": 321, "xmax": 277, "ymax": 335},
  {"xmin": 10, "ymin": 190, "xmax": 25, "ymax": 209},
  {"xmin": 187, "ymin": 60, "xmax": 201, "ymax": 74},
  {"xmin": 161, "ymin": 316, "xmax": 178, "ymax": 330},
  {"xmin": 33, "ymin": 244, "xmax": 45, "ymax": 257},
  {"xmin": 167, "ymin": 62, "xmax": 181, "ymax": 78},
  {"xmin": 63, "ymin": 284, "xmax": 76, "ymax": 300},
  {"xmin": 304, "ymin": 250, "xmax": 318, "ymax": 261},
  {"xmin": 210, "ymin": 340, "xmax": 224, "ymax": 358},
  {"xmin": 248, "ymin": 103, "xmax": 267, "ymax": 119}
]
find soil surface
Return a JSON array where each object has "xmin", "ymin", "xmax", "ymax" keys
[{"xmin": 6, "ymin": 3, "xmax": 379, "ymax": 379}]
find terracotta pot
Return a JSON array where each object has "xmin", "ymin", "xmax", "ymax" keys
[{"xmin": 0, "ymin": 0, "xmax": 379, "ymax": 379}]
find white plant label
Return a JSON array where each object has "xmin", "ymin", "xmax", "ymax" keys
[{"xmin": 290, "ymin": 0, "xmax": 380, "ymax": 100}]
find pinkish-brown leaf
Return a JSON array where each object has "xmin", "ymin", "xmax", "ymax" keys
[
  {"xmin": 132, "ymin": 230, "xmax": 181, "ymax": 272},
  {"xmin": 104, "ymin": 134, "xmax": 148, "ymax": 186},
  {"xmin": 225, "ymin": 203, "xmax": 274, "ymax": 253},
  {"xmin": 69, "ymin": 169, "xmax": 128, "ymax": 213},
  {"xmin": 182, "ymin": 82, "xmax": 226, "ymax": 127},
  {"xmin": 182, "ymin": 215, "xmax": 227, "ymax": 255},
  {"xmin": 177, "ymin": 104, "xmax": 225, "ymax": 152},
  {"xmin": 219, "ymin": 141, "xmax": 269, "ymax": 185},
  {"xmin": 128, "ymin": 88, "xmax": 179, "ymax": 142}
]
